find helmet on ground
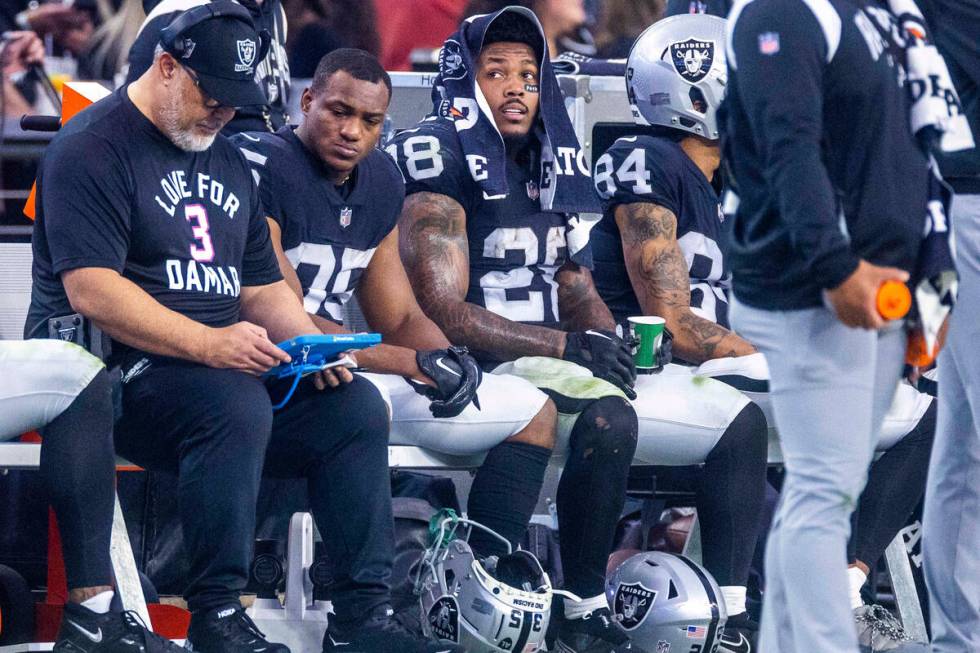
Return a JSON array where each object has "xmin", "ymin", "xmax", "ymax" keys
[
  {"xmin": 606, "ymin": 551, "xmax": 727, "ymax": 652},
  {"xmin": 627, "ymin": 14, "xmax": 728, "ymax": 140},
  {"xmin": 416, "ymin": 513, "xmax": 553, "ymax": 653}
]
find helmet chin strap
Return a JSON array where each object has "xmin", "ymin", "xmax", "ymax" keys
[{"xmin": 552, "ymin": 588, "xmax": 585, "ymax": 604}]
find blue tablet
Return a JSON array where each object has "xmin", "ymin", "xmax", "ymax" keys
[{"xmin": 264, "ymin": 333, "xmax": 381, "ymax": 381}]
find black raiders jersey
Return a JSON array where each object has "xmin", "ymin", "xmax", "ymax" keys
[
  {"xmin": 26, "ymin": 86, "xmax": 282, "ymax": 344},
  {"xmin": 388, "ymin": 119, "xmax": 568, "ymax": 330},
  {"xmin": 232, "ymin": 127, "xmax": 405, "ymax": 324},
  {"xmin": 592, "ymin": 135, "xmax": 731, "ymax": 328}
]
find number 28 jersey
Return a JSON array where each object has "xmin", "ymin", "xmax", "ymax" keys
[
  {"xmin": 592, "ymin": 135, "xmax": 731, "ymax": 328},
  {"xmin": 388, "ymin": 119, "xmax": 568, "ymax": 329}
]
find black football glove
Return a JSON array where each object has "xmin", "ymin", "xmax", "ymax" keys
[
  {"xmin": 563, "ymin": 329, "xmax": 637, "ymax": 399},
  {"xmin": 410, "ymin": 346, "xmax": 483, "ymax": 418}
]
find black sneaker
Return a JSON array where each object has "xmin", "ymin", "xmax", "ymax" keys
[
  {"xmin": 53, "ymin": 602, "xmax": 185, "ymax": 653},
  {"xmin": 322, "ymin": 604, "xmax": 463, "ymax": 653},
  {"xmin": 187, "ymin": 605, "xmax": 289, "ymax": 653},
  {"xmin": 554, "ymin": 608, "xmax": 635, "ymax": 653},
  {"xmin": 718, "ymin": 612, "xmax": 757, "ymax": 653}
]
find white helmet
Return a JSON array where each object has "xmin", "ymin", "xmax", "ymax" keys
[
  {"xmin": 415, "ymin": 514, "xmax": 554, "ymax": 652},
  {"xmin": 606, "ymin": 551, "xmax": 728, "ymax": 652},
  {"xmin": 627, "ymin": 14, "xmax": 728, "ymax": 140}
]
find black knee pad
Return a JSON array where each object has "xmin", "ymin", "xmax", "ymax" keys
[
  {"xmin": 708, "ymin": 400, "xmax": 768, "ymax": 462},
  {"xmin": 568, "ymin": 396, "xmax": 639, "ymax": 460}
]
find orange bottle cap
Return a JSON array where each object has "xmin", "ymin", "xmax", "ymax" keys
[{"xmin": 877, "ymin": 280, "xmax": 912, "ymax": 320}]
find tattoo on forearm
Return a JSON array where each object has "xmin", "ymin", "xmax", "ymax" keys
[
  {"xmin": 621, "ymin": 203, "xmax": 740, "ymax": 361},
  {"xmin": 557, "ymin": 263, "xmax": 616, "ymax": 331},
  {"xmin": 677, "ymin": 312, "xmax": 739, "ymax": 359},
  {"xmin": 399, "ymin": 193, "xmax": 565, "ymax": 359}
]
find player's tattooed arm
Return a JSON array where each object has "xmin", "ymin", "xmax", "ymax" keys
[
  {"xmin": 615, "ymin": 202, "xmax": 756, "ymax": 363},
  {"xmin": 556, "ymin": 261, "xmax": 617, "ymax": 331},
  {"xmin": 358, "ymin": 226, "xmax": 451, "ymax": 351},
  {"xmin": 399, "ymin": 191, "xmax": 568, "ymax": 361}
]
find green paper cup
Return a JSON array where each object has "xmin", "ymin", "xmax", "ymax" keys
[{"xmin": 628, "ymin": 316, "xmax": 666, "ymax": 370}]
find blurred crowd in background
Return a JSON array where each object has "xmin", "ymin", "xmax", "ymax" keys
[{"xmin": 0, "ymin": 0, "xmax": 668, "ymax": 117}]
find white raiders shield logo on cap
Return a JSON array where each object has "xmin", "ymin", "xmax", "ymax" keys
[
  {"xmin": 613, "ymin": 581, "xmax": 657, "ymax": 630},
  {"xmin": 236, "ymin": 38, "xmax": 256, "ymax": 72},
  {"xmin": 669, "ymin": 38, "xmax": 714, "ymax": 83}
]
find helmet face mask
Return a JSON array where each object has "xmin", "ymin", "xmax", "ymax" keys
[
  {"xmin": 415, "ymin": 517, "xmax": 553, "ymax": 653},
  {"xmin": 606, "ymin": 551, "xmax": 728, "ymax": 652},
  {"xmin": 627, "ymin": 14, "xmax": 728, "ymax": 140}
]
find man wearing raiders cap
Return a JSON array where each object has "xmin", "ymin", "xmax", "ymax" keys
[{"xmin": 25, "ymin": 5, "xmax": 444, "ymax": 653}]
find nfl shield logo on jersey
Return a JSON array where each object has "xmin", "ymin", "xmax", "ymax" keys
[
  {"xmin": 657, "ymin": 640, "xmax": 671, "ymax": 653},
  {"xmin": 526, "ymin": 180, "xmax": 540, "ymax": 201},
  {"xmin": 339, "ymin": 206, "xmax": 352, "ymax": 228},
  {"xmin": 613, "ymin": 582, "xmax": 657, "ymax": 630},
  {"xmin": 758, "ymin": 32, "xmax": 780, "ymax": 55},
  {"xmin": 669, "ymin": 38, "xmax": 714, "ymax": 82}
]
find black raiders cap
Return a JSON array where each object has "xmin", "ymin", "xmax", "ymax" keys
[{"xmin": 161, "ymin": 2, "xmax": 268, "ymax": 108}]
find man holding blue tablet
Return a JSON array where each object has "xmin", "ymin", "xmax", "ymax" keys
[
  {"xmin": 233, "ymin": 48, "xmax": 558, "ymax": 592},
  {"xmin": 25, "ymin": 8, "xmax": 453, "ymax": 653}
]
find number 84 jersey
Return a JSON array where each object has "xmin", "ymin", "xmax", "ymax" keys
[
  {"xmin": 389, "ymin": 119, "xmax": 568, "ymax": 329},
  {"xmin": 593, "ymin": 135, "xmax": 732, "ymax": 328}
]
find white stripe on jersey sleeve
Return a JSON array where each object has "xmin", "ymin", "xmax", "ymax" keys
[
  {"xmin": 239, "ymin": 148, "xmax": 268, "ymax": 166},
  {"xmin": 801, "ymin": 0, "xmax": 842, "ymax": 63}
]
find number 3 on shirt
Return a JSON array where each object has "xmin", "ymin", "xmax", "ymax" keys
[{"xmin": 184, "ymin": 204, "xmax": 215, "ymax": 263}]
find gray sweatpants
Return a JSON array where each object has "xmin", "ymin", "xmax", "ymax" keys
[
  {"xmin": 923, "ymin": 193, "xmax": 980, "ymax": 652},
  {"xmin": 731, "ymin": 300, "xmax": 905, "ymax": 653}
]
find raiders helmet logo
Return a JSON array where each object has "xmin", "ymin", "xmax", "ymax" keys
[
  {"xmin": 427, "ymin": 596, "xmax": 460, "ymax": 643},
  {"xmin": 439, "ymin": 40, "xmax": 467, "ymax": 81},
  {"xmin": 613, "ymin": 582, "xmax": 657, "ymax": 630},
  {"xmin": 669, "ymin": 38, "xmax": 714, "ymax": 83},
  {"xmin": 339, "ymin": 206, "xmax": 352, "ymax": 228},
  {"xmin": 236, "ymin": 39, "xmax": 256, "ymax": 73}
]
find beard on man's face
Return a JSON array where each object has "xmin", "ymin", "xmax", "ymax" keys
[{"xmin": 158, "ymin": 86, "xmax": 220, "ymax": 152}]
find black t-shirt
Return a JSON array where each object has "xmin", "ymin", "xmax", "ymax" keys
[
  {"xmin": 26, "ymin": 86, "xmax": 282, "ymax": 347},
  {"xmin": 388, "ymin": 119, "xmax": 569, "ymax": 337},
  {"xmin": 231, "ymin": 127, "xmax": 405, "ymax": 323},
  {"xmin": 593, "ymin": 135, "xmax": 731, "ymax": 327},
  {"xmin": 724, "ymin": 0, "xmax": 927, "ymax": 309}
]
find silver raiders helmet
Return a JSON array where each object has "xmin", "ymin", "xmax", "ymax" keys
[
  {"xmin": 415, "ymin": 515, "xmax": 553, "ymax": 653},
  {"xmin": 606, "ymin": 551, "xmax": 728, "ymax": 652},
  {"xmin": 627, "ymin": 14, "xmax": 727, "ymax": 140}
]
